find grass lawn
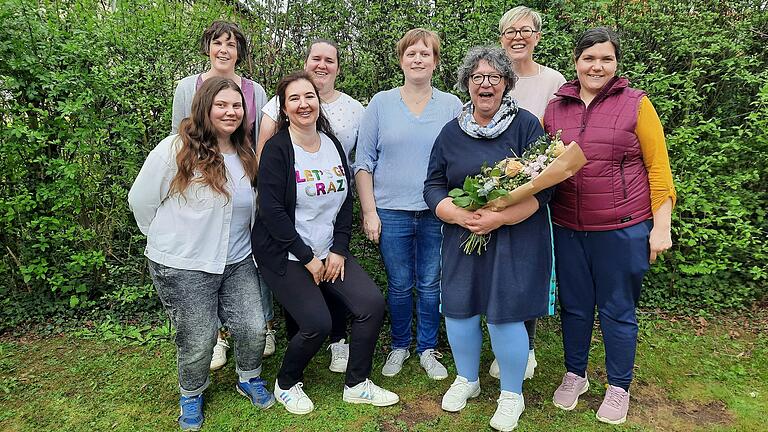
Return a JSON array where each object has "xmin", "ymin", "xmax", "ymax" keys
[{"xmin": 0, "ymin": 312, "xmax": 766, "ymax": 432}]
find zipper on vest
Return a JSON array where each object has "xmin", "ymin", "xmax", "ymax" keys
[
  {"xmin": 576, "ymin": 101, "xmax": 591, "ymax": 229},
  {"xmin": 620, "ymin": 152, "xmax": 628, "ymax": 199}
]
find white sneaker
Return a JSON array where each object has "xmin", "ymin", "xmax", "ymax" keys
[
  {"xmin": 274, "ymin": 380, "xmax": 314, "ymax": 415},
  {"xmin": 343, "ymin": 378, "xmax": 399, "ymax": 406},
  {"xmin": 381, "ymin": 348, "xmax": 410, "ymax": 377},
  {"xmin": 263, "ymin": 329, "xmax": 276, "ymax": 357},
  {"xmin": 524, "ymin": 350, "xmax": 537, "ymax": 380},
  {"xmin": 209, "ymin": 337, "xmax": 229, "ymax": 371},
  {"xmin": 441, "ymin": 376, "xmax": 480, "ymax": 412},
  {"xmin": 489, "ymin": 391, "xmax": 525, "ymax": 431},
  {"xmin": 328, "ymin": 339, "xmax": 349, "ymax": 373},
  {"xmin": 489, "ymin": 358, "xmax": 500, "ymax": 379},
  {"xmin": 489, "ymin": 351, "xmax": 537, "ymax": 381},
  {"xmin": 419, "ymin": 349, "xmax": 448, "ymax": 380}
]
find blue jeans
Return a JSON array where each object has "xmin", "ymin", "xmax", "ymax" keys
[
  {"xmin": 378, "ymin": 208, "xmax": 442, "ymax": 354},
  {"xmin": 148, "ymin": 258, "xmax": 267, "ymax": 397}
]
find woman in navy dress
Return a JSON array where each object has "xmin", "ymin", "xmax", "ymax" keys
[{"xmin": 424, "ymin": 46, "xmax": 554, "ymax": 432}]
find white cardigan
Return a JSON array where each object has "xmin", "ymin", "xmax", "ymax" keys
[{"xmin": 128, "ymin": 135, "xmax": 255, "ymax": 274}]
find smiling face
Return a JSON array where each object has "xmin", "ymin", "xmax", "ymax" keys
[
  {"xmin": 500, "ymin": 16, "xmax": 540, "ymax": 63},
  {"xmin": 575, "ymin": 41, "xmax": 618, "ymax": 96},
  {"xmin": 400, "ymin": 40, "xmax": 437, "ymax": 84},
  {"xmin": 469, "ymin": 60, "xmax": 506, "ymax": 126},
  {"xmin": 283, "ymin": 79, "xmax": 320, "ymax": 130},
  {"xmin": 209, "ymin": 88, "xmax": 244, "ymax": 140},
  {"xmin": 304, "ymin": 42, "xmax": 339, "ymax": 94},
  {"xmin": 208, "ymin": 32, "xmax": 238, "ymax": 74}
]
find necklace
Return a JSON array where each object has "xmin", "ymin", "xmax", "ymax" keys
[
  {"xmin": 400, "ymin": 87, "xmax": 432, "ymax": 106},
  {"xmin": 289, "ymin": 129, "xmax": 321, "ymax": 153}
]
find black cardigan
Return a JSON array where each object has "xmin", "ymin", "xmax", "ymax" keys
[{"xmin": 251, "ymin": 128, "xmax": 353, "ymax": 275}]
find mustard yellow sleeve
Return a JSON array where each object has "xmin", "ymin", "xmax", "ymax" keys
[{"xmin": 636, "ymin": 96, "xmax": 676, "ymax": 211}]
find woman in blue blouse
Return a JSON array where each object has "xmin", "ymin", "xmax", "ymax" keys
[{"xmin": 355, "ymin": 28, "xmax": 462, "ymax": 380}]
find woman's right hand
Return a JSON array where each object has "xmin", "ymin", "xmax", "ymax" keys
[
  {"xmin": 436, "ymin": 198, "xmax": 475, "ymax": 229},
  {"xmin": 305, "ymin": 257, "xmax": 325, "ymax": 285},
  {"xmin": 361, "ymin": 210, "xmax": 382, "ymax": 244}
]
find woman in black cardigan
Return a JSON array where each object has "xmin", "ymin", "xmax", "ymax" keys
[{"xmin": 252, "ymin": 71, "xmax": 398, "ymax": 415}]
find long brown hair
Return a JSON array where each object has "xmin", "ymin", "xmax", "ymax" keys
[{"xmin": 170, "ymin": 77, "xmax": 257, "ymax": 199}]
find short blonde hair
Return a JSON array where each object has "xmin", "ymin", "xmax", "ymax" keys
[
  {"xmin": 498, "ymin": 6, "xmax": 543, "ymax": 34},
  {"xmin": 396, "ymin": 28, "xmax": 441, "ymax": 64}
]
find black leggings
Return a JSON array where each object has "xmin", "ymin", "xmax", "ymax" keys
[
  {"xmin": 261, "ymin": 257, "xmax": 384, "ymax": 388},
  {"xmin": 284, "ymin": 289, "xmax": 350, "ymax": 343}
]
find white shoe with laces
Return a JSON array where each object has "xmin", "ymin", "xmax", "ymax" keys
[
  {"xmin": 343, "ymin": 378, "xmax": 399, "ymax": 406},
  {"xmin": 489, "ymin": 391, "xmax": 525, "ymax": 431},
  {"xmin": 419, "ymin": 349, "xmax": 448, "ymax": 380},
  {"xmin": 381, "ymin": 348, "xmax": 410, "ymax": 377},
  {"xmin": 327, "ymin": 339, "xmax": 349, "ymax": 373},
  {"xmin": 441, "ymin": 376, "xmax": 481, "ymax": 412},
  {"xmin": 209, "ymin": 337, "xmax": 229, "ymax": 371},
  {"xmin": 263, "ymin": 329, "xmax": 276, "ymax": 357},
  {"xmin": 274, "ymin": 380, "xmax": 314, "ymax": 415}
]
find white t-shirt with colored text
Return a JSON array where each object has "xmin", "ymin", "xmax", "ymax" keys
[{"xmin": 288, "ymin": 133, "xmax": 348, "ymax": 261}]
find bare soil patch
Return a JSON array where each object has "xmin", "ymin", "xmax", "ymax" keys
[
  {"xmin": 381, "ymin": 397, "xmax": 442, "ymax": 431},
  {"xmin": 631, "ymin": 383, "xmax": 735, "ymax": 431}
]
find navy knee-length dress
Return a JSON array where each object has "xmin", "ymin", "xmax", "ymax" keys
[{"xmin": 424, "ymin": 109, "xmax": 556, "ymax": 324}]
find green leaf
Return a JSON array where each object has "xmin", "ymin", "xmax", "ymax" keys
[
  {"xmin": 452, "ymin": 196, "xmax": 473, "ymax": 208},
  {"xmin": 487, "ymin": 189, "xmax": 508, "ymax": 201},
  {"xmin": 448, "ymin": 188, "xmax": 465, "ymax": 198}
]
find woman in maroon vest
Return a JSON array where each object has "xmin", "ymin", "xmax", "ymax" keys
[{"xmin": 543, "ymin": 27, "xmax": 676, "ymax": 425}]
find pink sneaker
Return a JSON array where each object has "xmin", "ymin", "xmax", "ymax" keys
[
  {"xmin": 552, "ymin": 372, "xmax": 589, "ymax": 410},
  {"xmin": 596, "ymin": 385, "xmax": 630, "ymax": 424}
]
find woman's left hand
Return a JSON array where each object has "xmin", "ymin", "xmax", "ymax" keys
[
  {"xmin": 465, "ymin": 209, "xmax": 504, "ymax": 235},
  {"xmin": 323, "ymin": 252, "xmax": 346, "ymax": 283},
  {"xmin": 648, "ymin": 225, "xmax": 672, "ymax": 263},
  {"xmin": 649, "ymin": 198, "xmax": 674, "ymax": 264}
]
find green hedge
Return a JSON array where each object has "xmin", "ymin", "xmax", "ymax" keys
[{"xmin": 1, "ymin": 0, "xmax": 766, "ymax": 325}]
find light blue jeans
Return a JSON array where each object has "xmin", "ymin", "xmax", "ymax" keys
[
  {"xmin": 377, "ymin": 208, "xmax": 442, "ymax": 354},
  {"xmin": 149, "ymin": 258, "xmax": 267, "ymax": 396}
]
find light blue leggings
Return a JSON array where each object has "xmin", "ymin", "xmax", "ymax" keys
[{"xmin": 445, "ymin": 315, "xmax": 528, "ymax": 393}]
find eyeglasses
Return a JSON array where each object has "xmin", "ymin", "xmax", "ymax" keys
[
  {"xmin": 501, "ymin": 27, "xmax": 539, "ymax": 40},
  {"xmin": 470, "ymin": 73, "xmax": 503, "ymax": 86}
]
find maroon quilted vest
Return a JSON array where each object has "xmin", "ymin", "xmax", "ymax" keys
[{"xmin": 543, "ymin": 77, "xmax": 652, "ymax": 231}]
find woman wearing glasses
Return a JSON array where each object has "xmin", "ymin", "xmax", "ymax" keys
[
  {"xmin": 425, "ymin": 46, "xmax": 554, "ymax": 431},
  {"xmin": 499, "ymin": 6, "xmax": 565, "ymax": 119},
  {"xmin": 487, "ymin": 5, "xmax": 567, "ymax": 383},
  {"xmin": 355, "ymin": 28, "xmax": 462, "ymax": 381}
]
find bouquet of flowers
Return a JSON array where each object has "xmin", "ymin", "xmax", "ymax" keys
[{"xmin": 448, "ymin": 131, "xmax": 587, "ymax": 254}]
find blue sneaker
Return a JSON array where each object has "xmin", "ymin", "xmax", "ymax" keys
[
  {"xmin": 236, "ymin": 377, "xmax": 276, "ymax": 409},
  {"xmin": 178, "ymin": 394, "xmax": 204, "ymax": 431}
]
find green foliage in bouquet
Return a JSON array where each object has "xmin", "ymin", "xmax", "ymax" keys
[{"xmin": 448, "ymin": 133, "xmax": 566, "ymax": 254}]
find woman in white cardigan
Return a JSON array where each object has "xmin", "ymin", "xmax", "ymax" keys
[{"xmin": 130, "ymin": 78, "xmax": 274, "ymax": 430}]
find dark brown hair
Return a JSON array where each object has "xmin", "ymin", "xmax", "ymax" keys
[
  {"xmin": 275, "ymin": 71, "xmax": 333, "ymax": 136},
  {"xmin": 573, "ymin": 27, "xmax": 621, "ymax": 62},
  {"xmin": 199, "ymin": 21, "xmax": 248, "ymax": 67},
  {"xmin": 171, "ymin": 77, "xmax": 257, "ymax": 199}
]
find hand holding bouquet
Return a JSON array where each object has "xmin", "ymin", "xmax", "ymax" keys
[{"xmin": 448, "ymin": 131, "xmax": 586, "ymax": 254}]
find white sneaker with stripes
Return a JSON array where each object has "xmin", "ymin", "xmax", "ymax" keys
[
  {"xmin": 274, "ymin": 380, "xmax": 313, "ymax": 415},
  {"xmin": 342, "ymin": 378, "xmax": 399, "ymax": 406}
]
